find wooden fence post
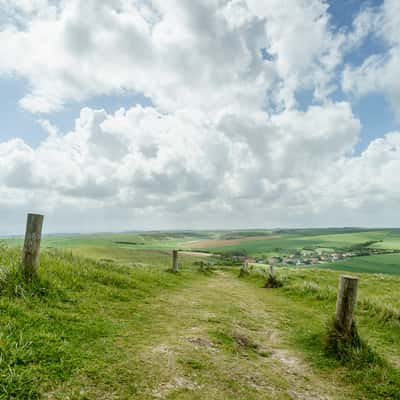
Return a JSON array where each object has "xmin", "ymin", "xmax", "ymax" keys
[
  {"xmin": 335, "ymin": 275, "xmax": 359, "ymax": 334},
  {"xmin": 239, "ymin": 260, "xmax": 248, "ymax": 276},
  {"xmin": 22, "ymin": 213, "xmax": 44, "ymax": 282},
  {"xmin": 269, "ymin": 264, "xmax": 275, "ymax": 279},
  {"xmin": 172, "ymin": 250, "xmax": 179, "ymax": 272}
]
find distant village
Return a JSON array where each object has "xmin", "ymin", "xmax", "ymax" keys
[{"xmin": 231, "ymin": 246, "xmax": 400, "ymax": 267}]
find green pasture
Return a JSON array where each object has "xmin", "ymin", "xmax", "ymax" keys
[
  {"xmin": 3, "ymin": 231, "xmax": 214, "ymax": 252},
  {"xmin": 318, "ymin": 253, "xmax": 400, "ymax": 275},
  {"xmin": 202, "ymin": 230, "xmax": 396, "ymax": 256},
  {"xmin": 242, "ymin": 268, "xmax": 400, "ymax": 399}
]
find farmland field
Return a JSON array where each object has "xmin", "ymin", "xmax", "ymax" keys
[
  {"xmin": 180, "ymin": 229, "xmax": 393, "ymax": 254},
  {"xmin": 4, "ymin": 228, "xmax": 400, "ymax": 274},
  {"xmin": 319, "ymin": 253, "xmax": 400, "ymax": 275}
]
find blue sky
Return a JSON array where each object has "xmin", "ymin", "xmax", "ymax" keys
[
  {"xmin": 1, "ymin": 0, "xmax": 400, "ymax": 232},
  {"xmin": 0, "ymin": 76, "xmax": 152, "ymax": 146},
  {"xmin": 327, "ymin": 0, "xmax": 398, "ymax": 153}
]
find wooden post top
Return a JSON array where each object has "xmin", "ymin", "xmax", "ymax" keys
[{"xmin": 340, "ymin": 275, "xmax": 359, "ymax": 281}]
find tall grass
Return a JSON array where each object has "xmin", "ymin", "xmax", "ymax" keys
[{"xmin": 0, "ymin": 244, "xmax": 195, "ymax": 399}]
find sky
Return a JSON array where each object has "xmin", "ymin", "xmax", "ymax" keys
[{"xmin": 1, "ymin": 0, "xmax": 400, "ymax": 234}]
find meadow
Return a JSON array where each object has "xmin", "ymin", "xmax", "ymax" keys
[
  {"xmin": 319, "ymin": 253, "xmax": 400, "ymax": 275},
  {"xmin": 0, "ymin": 242, "xmax": 399, "ymax": 399},
  {"xmin": 1, "ymin": 228, "xmax": 400, "ymax": 398}
]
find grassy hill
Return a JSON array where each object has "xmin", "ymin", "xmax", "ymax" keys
[
  {"xmin": 201, "ymin": 230, "xmax": 394, "ymax": 256},
  {"xmin": 0, "ymin": 243, "xmax": 399, "ymax": 399}
]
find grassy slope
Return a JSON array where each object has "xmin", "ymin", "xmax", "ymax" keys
[
  {"xmin": 1, "ymin": 244, "xmax": 400, "ymax": 399},
  {"xmin": 0, "ymin": 246, "xmax": 202, "ymax": 399},
  {"xmin": 243, "ymin": 267, "xmax": 400, "ymax": 400},
  {"xmin": 2, "ymin": 232, "xmax": 218, "ymax": 267},
  {"xmin": 4, "ymin": 232, "xmax": 213, "ymax": 252}
]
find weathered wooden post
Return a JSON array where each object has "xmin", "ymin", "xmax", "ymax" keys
[
  {"xmin": 22, "ymin": 213, "xmax": 44, "ymax": 282},
  {"xmin": 269, "ymin": 264, "xmax": 275, "ymax": 279},
  {"xmin": 335, "ymin": 275, "xmax": 359, "ymax": 335},
  {"xmin": 172, "ymin": 250, "xmax": 179, "ymax": 273},
  {"xmin": 239, "ymin": 260, "xmax": 248, "ymax": 277}
]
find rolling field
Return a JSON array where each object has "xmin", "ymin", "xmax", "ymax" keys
[
  {"xmin": 0, "ymin": 244, "xmax": 399, "ymax": 399},
  {"xmin": 5, "ymin": 231, "xmax": 211, "ymax": 250},
  {"xmin": 184, "ymin": 230, "xmax": 392, "ymax": 255},
  {"xmin": 181, "ymin": 235, "xmax": 279, "ymax": 249},
  {"xmin": 2, "ymin": 231, "xmax": 215, "ymax": 266},
  {"xmin": 319, "ymin": 253, "xmax": 400, "ymax": 275},
  {"xmin": 179, "ymin": 228, "xmax": 400, "ymax": 275},
  {"xmin": 3, "ymin": 227, "xmax": 400, "ymax": 275}
]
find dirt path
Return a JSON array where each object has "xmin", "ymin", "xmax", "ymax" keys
[
  {"xmin": 127, "ymin": 271, "xmax": 341, "ymax": 399},
  {"xmin": 51, "ymin": 271, "xmax": 349, "ymax": 399}
]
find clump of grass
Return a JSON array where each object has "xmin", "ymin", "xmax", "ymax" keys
[
  {"xmin": 282, "ymin": 281, "xmax": 336, "ymax": 301},
  {"xmin": 323, "ymin": 318, "xmax": 377, "ymax": 366},
  {"xmin": 322, "ymin": 318, "xmax": 400, "ymax": 398},
  {"xmin": 198, "ymin": 263, "xmax": 214, "ymax": 275},
  {"xmin": 359, "ymin": 298, "xmax": 400, "ymax": 325},
  {"xmin": 238, "ymin": 268, "xmax": 249, "ymax": 278},
  {"xmin": 264, "ymin": 274, "xmax": 283, "ymax": 288},
  {"xmin": 0, "ymin": 264, "xmax": 62, "ymax": 300}
]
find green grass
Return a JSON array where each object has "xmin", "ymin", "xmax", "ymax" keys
[
  {"xmin": 242, "ymin": 267, "xmax": 400, "ymax": 399},
  {"xmin": 3, "ymin": 231, "xmax": 215, "ymax": 252},
  {"xmin": 67, "ymin": 246, "xmax": 208, "ymax": 267},
  {"xmin": 205, "ymin": 236, "xmax": 321, "ymax": 255},
  {"xmin": 319, "ymin": 253, "xmax": 400, "ymax": 275},
  {"xmin": 0, "ymin": 245, "xmax": 201, "ymax": 399},
  {"xmin": 2, "ymin": 229, "xmax": 400, "ymax": 398},
  {"xmin": 201, "ymin": 229, "xmax": 397, "ymax": 257}
]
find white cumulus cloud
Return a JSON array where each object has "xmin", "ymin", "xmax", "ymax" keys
[{"xmin": 0, "ymin": 0, "xmax": 399, "ymax": 232}]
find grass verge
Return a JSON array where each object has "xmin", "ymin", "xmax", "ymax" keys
[
  {"xmin": 240, "ymin": 267, "xmax": 400, "ymax": 399},
  {"xmin": 0, "ymin": 245, "xmax": 199, "ymax": 399}
]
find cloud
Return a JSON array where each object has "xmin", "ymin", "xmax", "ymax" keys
[
  {"xmin": 0, "ymin": 0, "xmax": 399, "ymax": 232},
  {"xmin": 342, "ymin": 0, "xmax": 400, "ymax": 117},
  {"xmin": 0, "ymin": 0, "xmax": 346, "ymax": 114},
  {"xmin": 0, "ymin": 100, "xmax": 363, "ymax": 231}
]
